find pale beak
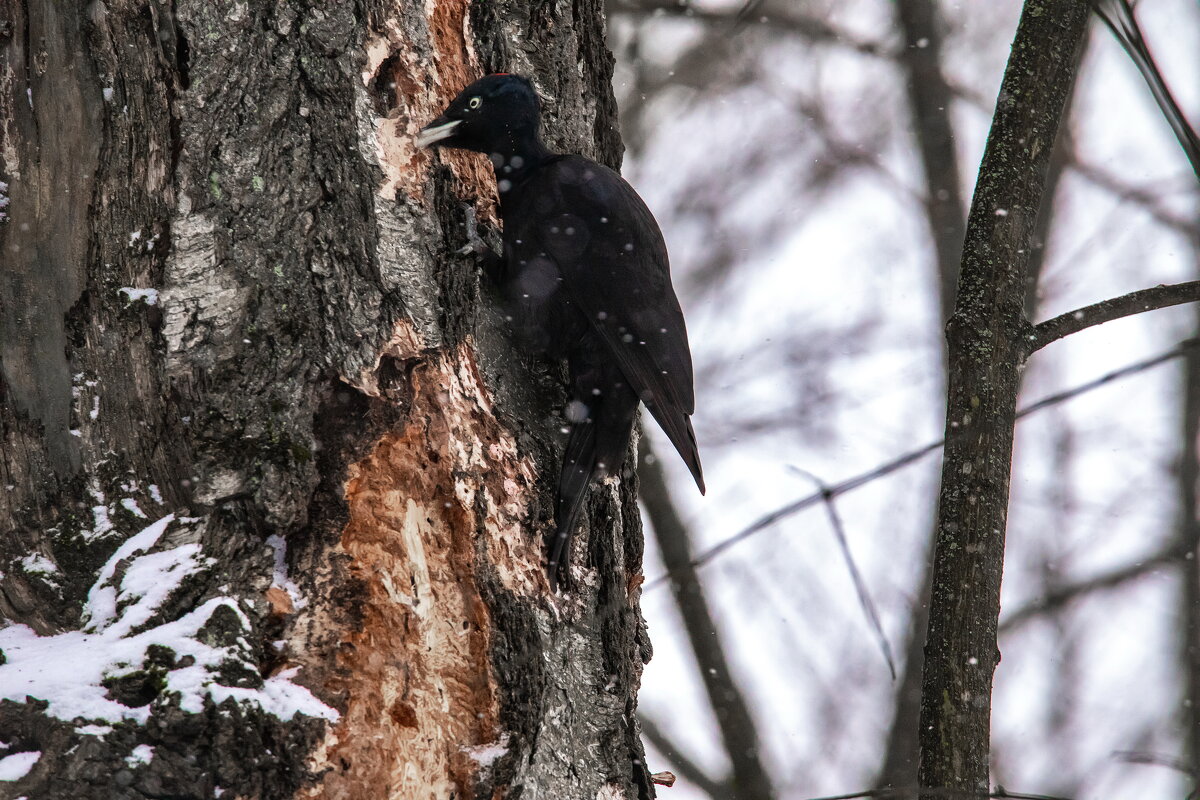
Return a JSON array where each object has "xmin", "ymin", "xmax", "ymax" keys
[{"xmin": 416, "ymin": 119, "xmax": 462, "ymax": 149}]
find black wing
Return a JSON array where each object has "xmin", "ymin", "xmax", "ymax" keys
[{"xmin": 521, "ymin": 156, "xmax": 705, "ymax": 493}]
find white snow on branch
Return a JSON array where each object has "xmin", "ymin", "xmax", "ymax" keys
[
  {"xmin": 0, "ymin": 515, "xmax": 338, "ymax": 727},
  {"xmin": 0, "ymin": 751, "xmax": 39, "ymax": 781}
]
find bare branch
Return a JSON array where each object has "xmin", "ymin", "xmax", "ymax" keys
[
  {"xmin": 1111, "ymin": 750, "xmax": 1197, "ymax": 777},
  {"xmin": 877, "ymin": 0, "xmax": 972, "ymax": 786},
  {"xmin": 1064, "ymin": 155, "xmax": 1197, "ymax": 237},
  {"xmin": 1092, "ymin": 0, "xmax": 1200, "ymax": 180},
  {"xmin": 895, "ymin": 0, "xmax": 967, "ymax": 321},
  {"xmin": 609, "ymin": 0, "xmax": 893, "ymax": 58},
  {"xmin": 646, "ymin": 339, "xmax": 1200, "ymax": 590},
  {"xmin": 998, "ymin": 543, "xmax": 1187, "ymax": 633},
  {"xmin": 791, "ymin": 467, "xmax": 897, "ymax": 679},
  {"xmin": 1029, "ymin": 281, "xmax": 1200, "ymax": 353}
]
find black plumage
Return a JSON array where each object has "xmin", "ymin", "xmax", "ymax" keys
[{"xmin": 418, "ymin": 74, "xmax": 704, "ymax": 588}]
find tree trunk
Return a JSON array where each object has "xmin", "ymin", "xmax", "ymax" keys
[
  {"xmin": 1178, "ymin": 286, "xmax": 1200, "ymax": 793},
  {"xmin": 917, "ymin": 1, "xmax": 1089, "ymax": 796},
  {"xmin": 0, "ymin": 3, "xmax": 657, "ymax": 799}
]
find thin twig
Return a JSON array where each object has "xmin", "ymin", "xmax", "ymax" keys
[
  {"xmin": 1091, "ymin": 0, "xmax": 1200, "ymax": 180},
  {"xmin": 1111, "ymin": 749, "xmax": 1198, "ymax": 777},
  {"xmin": 646, "ymin": 339, "xmax": 1200, "ymax": 590},
  {"xmin": 792, "ymin": 467, "xmax": 897, "ymax": 680},
  {"xmin": 1011, "ymin": 339, "xmax": 1194, "ymax": 417},
  {"xmin": 1065, "ymin": 156, "xmax": 1197, "ymax": 237},
  {"xmin": 998, "ymin": 542, "xmax": 1189, "ymax": 632},
  {"xmin": 610, "ymin": 0, "xmax": 893, "ymax": 58},
  {"xmin": 1029, "ymin": 281, "xmax": 1200, "ymax": 353}
]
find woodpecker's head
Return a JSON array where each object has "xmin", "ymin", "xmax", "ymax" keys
[{"xmin": 417, "ymin": 74, "xmax": 542, "ymax": 155}]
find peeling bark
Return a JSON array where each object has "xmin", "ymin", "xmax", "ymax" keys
[{"xmin": 0, "ymin": 1, "xmax": 653, "ymax": 798}]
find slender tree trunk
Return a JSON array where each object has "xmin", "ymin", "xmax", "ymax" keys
[
  {"xmin": 0, "ymin": 3, "xmax": 657, "ymax": 799},
  {"xmin": 1179, "ymin": 294, "xmax": 1200, "ymax": 793},
  {"xmin": 917, "ymin": 2, "xmax": 1090, "ymax": 796}
]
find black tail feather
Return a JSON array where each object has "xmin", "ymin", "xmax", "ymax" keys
[
  {"xmin": 547, "ymin": 362, "xmax": 640, "ymax": 590},
  {"xmin": 547, "ymin": 397, "xmax": 701, "ymax": 589},
  {"xmin": 644, "ymin": 402, "xmax": 705, "ymax": 495},
  {"xmin": 547, "ymin": 418, "xmax": 597, "ymax": 590}
]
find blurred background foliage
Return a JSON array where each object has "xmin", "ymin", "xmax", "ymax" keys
[{"xmin": 601, "ymin": 1, "xmax": 1200, "ymax": 797}]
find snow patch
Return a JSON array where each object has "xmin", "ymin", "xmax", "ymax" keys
[
  {"xmin": 120, "ymin": 498, "xmax": 148, "ymax": 519},
  {"xmin": 83, "ymin": 482, "xmax": 116, "ymax": 542},
  {"xmin": 18, "ymin": 554, "xmax": 57, "ymax": 576},
  {"xmin": 83, "ymin": 514, "xmax": 177, "ymax": 632},
  {"xmin": 77, "ymin": 725, "xmax": 113, "ymax": 737},
  {"xmin": 0, "ymin": 751, "xmax": 39, "ymax": 781},
  {"xmin": 265, "ymin": 535, "xmax": 306, "ymax": 610},
  {"xmin": 461, "ymin": 735, "xmax": 509, "ymax": 767},
  {"xmin": 0, "ymin": 516, "xmax": 338, "ymax": 726},
  {"xmin": 119, "ymin": 287, "xmax": 159, "ymax": 306},
  {"xmin": 125, "ymin": 744, "xmax": 154, "ymax": 767}
]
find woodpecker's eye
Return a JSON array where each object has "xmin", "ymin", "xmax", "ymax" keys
[{"xmin": 469, "ymin": 96, "xmax": 482, "ymax": 109}]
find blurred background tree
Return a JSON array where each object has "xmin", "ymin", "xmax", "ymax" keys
[{"xmin": 607, "ymin": 0, "xmax": 1200, "ymax": 797}]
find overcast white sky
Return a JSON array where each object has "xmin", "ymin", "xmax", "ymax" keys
[{"xmin": 614, "ymin": 1, "xmax": 1200, "ymax": 796}]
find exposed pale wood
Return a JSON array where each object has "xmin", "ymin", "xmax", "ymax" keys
[{"xmin": 0, "ymin": 2, "xmax": 654, "ymax": 798}]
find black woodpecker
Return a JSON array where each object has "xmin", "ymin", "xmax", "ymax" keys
[{"xmin": 417, "ymin": 74, "xmax": 704, "ymax": 589}]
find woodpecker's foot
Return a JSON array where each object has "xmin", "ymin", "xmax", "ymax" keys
[{"xmin": 457, "ymin": 205, "xmax": 490, "ymax": 256}]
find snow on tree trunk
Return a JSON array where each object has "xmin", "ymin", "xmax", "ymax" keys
[{"xmin": 0, "ymin": 2, "xmax": 655, "ymax": 798}]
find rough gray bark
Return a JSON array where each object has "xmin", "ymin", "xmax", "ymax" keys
[
  {"xmin": 1179, "ymin": 276, "xmax": 1200, "ymax": 794},
  {"xmin": 1021, "ymin": 99, "xmax": 1076, "ymax": 321},
  {"xmin": 0, "ymin": 2, "xmax": 657, "ymax": 799},
  {"xmin": 917, "ymin": 1, "xmax": 1090, "ymax": 796}
]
